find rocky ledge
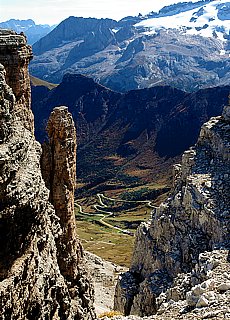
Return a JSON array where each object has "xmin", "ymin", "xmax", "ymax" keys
[
  {"xmin": 114, "ymin": 102, "xmax": 230, "ymax": 318},
  {"xmin": 0, "ymin": 30, "xmax": 95, "ymax": 319}
]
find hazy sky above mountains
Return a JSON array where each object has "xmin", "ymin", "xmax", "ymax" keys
[{"xmin": 0, "ymin": 0, "xmax": 194, "ymax": 25}]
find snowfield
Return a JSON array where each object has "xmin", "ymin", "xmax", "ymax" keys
[{"xmin": 136, "ymin": 0, "xmax": 230, "ymax": 41}]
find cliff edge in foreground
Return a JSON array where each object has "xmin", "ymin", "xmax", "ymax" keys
[
  {"xmin": 114, "ymin": 102, "xmax": 230, "ymax": 319},
  {"xmin": 0, "ymin": 30, "xmax": 95, "ymax": 319}
]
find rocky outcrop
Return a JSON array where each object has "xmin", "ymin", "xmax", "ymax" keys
[
  {"xmin": 0, "ymin": 29, "xmax": 33, "ymax": 132},
  {"xmin": 114, "ymin": 102, "xmax": 230, "ymax": 317},
  {"xmin": 0, "ymin": 30, "xmax": 95, "ymax": 319},
  {"xmin": 103, "ymin": 250, "xmax": 230, "ymax": 320},
  {"xmin": 84, "ymin": 251, "xmax": 127, "ymax": 316}
]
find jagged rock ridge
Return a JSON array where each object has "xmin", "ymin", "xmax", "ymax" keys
[
  {"xmin": 0, "ymin": 30, "xmax": 95, "ymax": 319},
  {"xmin": 114, "ymin": 102, "xmax": 230, "ymax": 317}
]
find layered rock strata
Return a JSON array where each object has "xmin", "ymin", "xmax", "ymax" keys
[
  {"xmin": 0, "ymin": 30, "xmax": 95, "ymax": 319},
  {"xmin": 114, "ymin": 103, "xmax": 230, "ymax": 317},
  {"xmin": 0, "ymin": 29, "xmax": 33, "ymax": 132}
]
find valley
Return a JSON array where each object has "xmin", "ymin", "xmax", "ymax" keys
[
  {"xmin": 0, "ymin": 1, "xmax": 229, "ymax": 319},
  {"xmin": 31, "ymin": 73, "xmax": 230, "ymax": 194},
  {"xmin": 75, "ymin": 186, "xmax": 167, "ymax": 266},
  {"xmin": 31, "ymin": 72, "xmax": 229, "ymax": 268}
]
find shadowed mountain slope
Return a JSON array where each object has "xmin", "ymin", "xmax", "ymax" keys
[{"xmin": 32, "ymin": 74, "xmax": 230, "ymax": 192}]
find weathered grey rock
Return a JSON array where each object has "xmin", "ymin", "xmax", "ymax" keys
[
  {"xmin": 217, "ymin": 282, "xmax": 230, "ymax": 292},
  {"xmin": 222, "ymin": 104, "xmax": 230, "ymax": 122},
  {"xmin": 107, "ymin": 250, "xmax": 230, "ymax": 319},
  {"xmin": 0, "ymin": 30, "xmax": 95, "ymax": 320},
  {"xmin": 84, "ymin": 251, "xmax": 127, "ymax": 316}
]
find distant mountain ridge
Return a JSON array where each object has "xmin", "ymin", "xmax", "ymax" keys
[
  {"xmin": 0, "ymin": 19, "xmax": 54, "ymax": 44},
  {"xmin": 32, "ymin": 17, "xmax": 117, "ymax": 55},
  {"xmin": 30, "ymin": 0, "xmax": 230, "ymax": 92}
]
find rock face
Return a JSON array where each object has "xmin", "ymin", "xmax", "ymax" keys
[
  {"xmin": 0, "ymin": 29, "xmax": 33, "ymax": 132},
  {"xmin": 104, "ymin": 250, "xmax": 230, "ymax": 320},
  {"xmin": 0, "ymin": 30, "xmax": 95, "ymax": 319},
  {"xmin": 41, "ymin": 106, "xmax": 82, "ymax": 281},
  {"xmin": 84, "ymin": 251, "xmax": 127, "ymax": 316},
  {"xmin": 114, "ymin": 101, "xmax": 230, "ymax": 317},
  {"xmin": 32, "ymin": 16, "xmax": 117, "ymax": 57}
]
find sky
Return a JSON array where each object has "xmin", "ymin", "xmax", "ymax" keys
[{"xmin": 0, "ymin": 0, "xmax": 194, "ymax": 25}]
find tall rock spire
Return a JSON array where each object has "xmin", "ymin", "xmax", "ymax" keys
[{"xmin": 43, "ymin": 106, "xmax": 83, "ymax": 279}]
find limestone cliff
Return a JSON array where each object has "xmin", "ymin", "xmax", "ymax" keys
[
  {"xmin": 0, "ymin": 30, "xmax": 95, "ymax": 319},
  {"xmin": 0, "ymin": 29, "xmax": 33, "ymax": 132},
  {"xmin": 114, "ymin": 103, "xmax": 230, "ymax": 317}
]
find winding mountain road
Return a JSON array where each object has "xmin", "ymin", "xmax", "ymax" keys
[{"xmin": 75, "ymin": 192, "xmax": 158, "ymax": 235}]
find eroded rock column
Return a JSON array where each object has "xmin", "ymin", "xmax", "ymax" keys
[
  {"xmin": 41, "ymin": 105, "xmax": 96, "ymax": 318},
  {"xmin": 44, "ymin": 106, "xmax": 82, "ymax": 278}
]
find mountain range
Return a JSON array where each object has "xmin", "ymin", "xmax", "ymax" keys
[
  {"xmin": 1, "ymin": 21, "xmax": 229, "ymax": 320},
  {"xmin": 30, "ymin": 0, "xmax": 230, "ymax": 92},
  {"xmin": 31, "ymin": 74, "xmax": 230, "ymax": 194},
  {"xmin": 0, "ymin": 19, "xmax": 54, "ymax": 44}
]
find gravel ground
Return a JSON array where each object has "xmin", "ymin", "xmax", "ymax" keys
[{"xmin": 84, "ymin": 251, "xmax": 127, "ymax": 316}]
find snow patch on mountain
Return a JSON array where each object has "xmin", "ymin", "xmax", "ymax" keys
[{"xmin": 136, "ymin": 0, "xmax": 230, "ymax": 41}]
